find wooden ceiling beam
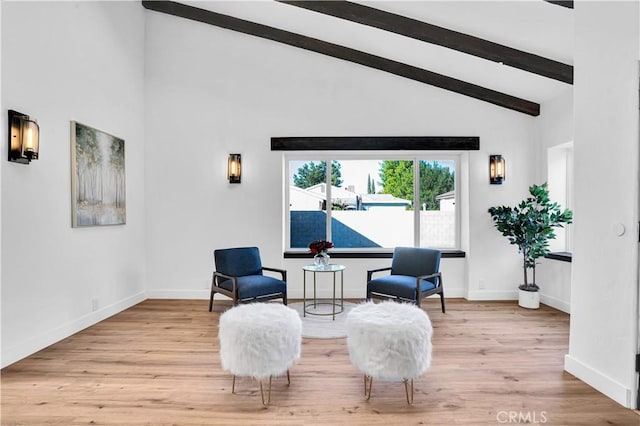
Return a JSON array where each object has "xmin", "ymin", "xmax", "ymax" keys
[
  {"xmin": 544, "ymin": 1, "xmax": 574, "ymax": 9},
  {"xmin": 271, "ymin": 136, "xmax": 480, "ymax": 151},
  {"xmin": 142, "ymin": 1, "xmax": 540, "ymax": 116},
  {"xmin": 279, "ymin": 1, "xmax": 573, "ymax": 84}
]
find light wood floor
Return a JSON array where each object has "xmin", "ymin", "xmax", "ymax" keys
[{"xmin": 1, "ymin": 299, "xmax": 638, "ymax": 425}]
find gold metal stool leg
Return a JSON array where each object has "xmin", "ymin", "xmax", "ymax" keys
[
  {"xmin": 259, "ymin": 376, "xmax": 273, "ymax": 406},
  {"xmin": 233, "ymin": 373, "xmax": 288, "ymax": 405},
  {"xmin": 404, "ymin": 379, "xmax": 414, "ymax": 405}
]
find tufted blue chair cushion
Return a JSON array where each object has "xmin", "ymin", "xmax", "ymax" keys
[
  {"xmin": 218, "ymin": 275, "xmax": 287, "ymax": 300},
  {"xmin": 368, "ymin": 275, "xmax": 438, "ymax": 300}
]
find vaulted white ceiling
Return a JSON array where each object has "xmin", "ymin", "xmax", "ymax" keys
[{"xmin": 172, "ymin": 1, "xmax": 574, "ymax": 112}]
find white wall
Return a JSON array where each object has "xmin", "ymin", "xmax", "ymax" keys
[
  {"xmin": 546, "ymin": 142, "xmax": 573, "ymax": 252},
  {"xmin": 536, "ymin": 257, "xmax": 571, "ymax": 313},
  {"xmin": 143, "ymin": 10, "xmax": 537, "ymax": 303},
  {"xmin": 1, "ymin": 2, "xmax": 147, "ymax": 367},
  {"xmin": 534, "ymin": 89, "xmax": 574, "ymax": 313},
  {"xmin": 567, "ymin": 1, "xmax": 639, "ymax": 408}
]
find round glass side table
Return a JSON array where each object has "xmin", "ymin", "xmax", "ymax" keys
[{"xmin": 302, "ymin": 264, "xmax": 345, "ymax": 320}]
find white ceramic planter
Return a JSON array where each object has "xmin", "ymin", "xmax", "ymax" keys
[{"xmin": 518, "ymin": 289, "xmax": 540, "ymax": 309}]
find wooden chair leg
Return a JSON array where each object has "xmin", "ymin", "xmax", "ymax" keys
[
  {"xmin": 231, "ymin": 375, "xmax": 236, "ymax": 394},
  {"xmin": 208, "ymin": 290, "xmax": 214, "ymax": 312},
  {"xmin": 286, "ymin": 370, "xmax": 290, "ymax": 385},
  {"xmin": 440, "ymin": 293, "xmax": 446, "ymax": 313}
]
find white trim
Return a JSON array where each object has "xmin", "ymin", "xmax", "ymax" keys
[
  {"xmin": 148, "ymin": 288, "xmax": 468, "ymax": 301},
  {"xmin": 413, "ymin": 160, "xmax": 420, "ymax": 246},
  {"xmin": 466, "ymin": 290, "xmax": 518, "ymax": 300},
  {"xmin": 1, "ymin": 291, "xmax": 146, "ymax": 369},
  {"xmin": 564, "ymin": 354, "xmax": 634, "ymax": 408},
  {"xmin": 146, "ymin": 289, "xmax": 211, "ymax": 299},
  {"xmin": 539, "ymin": 293, "xmax": 570, "ymax": 314},
  {"xmin": 466, "ymin": 290, "xmax": 570, "ymax": 313},
  {"xmin": 438, "ymin": 288, "xmax": 466, "ymax": 298},
  {"xmin": 325, "ymin": 162, "xmax": 333, "ymax": 241},
  {"xmin": 283, "ymin": 156, "xmax": 291, "ymax": 251}
]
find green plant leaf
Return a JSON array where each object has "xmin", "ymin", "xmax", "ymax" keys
[{"xmin": 488, "ymin": 182, "xmax": 573, "ymax": 287}]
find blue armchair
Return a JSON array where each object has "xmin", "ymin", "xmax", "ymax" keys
[
  {"xmin": 366, "ymin": 247, "xmax": 445, "ymax": 313},
  {"xmin": 209, "ymin": 247, "xmax": 287, "ymax": 311}
]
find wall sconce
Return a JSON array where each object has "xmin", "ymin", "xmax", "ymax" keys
[
  {"xmin": 489, "ymin": 155, "xmax": 506, "ymax": 184},
  {"xmin": 228, "ymin": 153, "xmax": 241, "ymax": 183},
  {"xmin": 8, "ymin": 110, "xmax": 39, "ymax": 164}
]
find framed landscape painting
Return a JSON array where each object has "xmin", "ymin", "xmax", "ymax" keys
[{"xmin": 71, "ymin": 121, "xmax": 126, "ymax": 227}]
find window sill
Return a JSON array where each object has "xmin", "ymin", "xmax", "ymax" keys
[
  {"xmin": 545, "ymin": 252, "xmax": 572, "ymax": 263},
  {"xmin": 284, "ymin": 250, "xmax": 466, "ymax": 259}
]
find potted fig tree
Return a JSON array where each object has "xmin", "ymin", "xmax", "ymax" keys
[{"xmin": 488, "ymin": 183, "xmax": 572, "ymax": 309}]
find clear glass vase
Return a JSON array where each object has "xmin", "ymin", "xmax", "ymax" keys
[{"xmin": 313, "ymin": 251, "xmax": 330, "ymax": 267}]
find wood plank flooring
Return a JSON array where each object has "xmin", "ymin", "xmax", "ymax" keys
[{"xmin": 2, "ymin": 299, "xmax": 638, "ymax": 425}]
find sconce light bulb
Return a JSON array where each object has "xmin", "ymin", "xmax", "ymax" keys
[{"xmin": 25, "ymin": 127, "xmax": 33, "ymax": 150}]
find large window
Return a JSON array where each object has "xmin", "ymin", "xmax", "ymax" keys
[{"xmin": 286, "ymin": 156, "xmax": 458, "ymax": 251}]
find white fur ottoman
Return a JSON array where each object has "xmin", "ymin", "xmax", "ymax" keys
[
  {"xmin": 219, "ymin": 303, "xmax": 302, "ymax": 405},
  {"xmin": 346, "ymin": 301, "xmax": 433, "ymax": 404}
]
